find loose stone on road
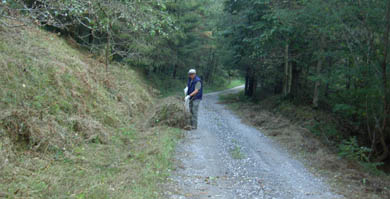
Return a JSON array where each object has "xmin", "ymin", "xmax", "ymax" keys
[{"xmin": 165, "ymin": 86, "xmax": 342, "ymax": 199}]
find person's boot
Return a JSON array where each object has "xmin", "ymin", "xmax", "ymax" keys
[
  {"xmin": 184, "ymin": 125, "xmax": 192, "ymax": 130},
  {"xmin": 191, "ymin": 123, "xmax": 197, "ymax": 130}
]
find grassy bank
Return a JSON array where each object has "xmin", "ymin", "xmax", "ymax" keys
[
  {"xmin": 219, "ymin": 91, "xmax": 390, "ymax": 199},
  {"xmin": 0, "ymin": 20, "xmax": 182, "ymax": 198},
  {"xmin": 1, "ymin": 126, "xmax": 181, "ymax": 198}
]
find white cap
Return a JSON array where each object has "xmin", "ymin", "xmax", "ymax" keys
[{"xmin": 188, "ymin": 69, "xmax": 196, "ymax": 74}]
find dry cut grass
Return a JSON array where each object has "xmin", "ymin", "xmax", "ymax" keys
[{"xmin": 148, "ymin": 96, "xmax": 191, "ymax": 129}]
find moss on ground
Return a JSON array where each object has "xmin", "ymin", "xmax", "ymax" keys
[{"xmin": 0, "ymin": 20, "xmax": 182, "ymax": 198}]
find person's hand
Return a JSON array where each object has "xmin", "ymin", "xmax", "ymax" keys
[{"xmin": 185, "ymin": 95, "xmax": 191, "ymax": 101}]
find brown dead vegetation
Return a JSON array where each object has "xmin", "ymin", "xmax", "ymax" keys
[{"xmin": 148, "ymin": 97, "xmax": 191, "ymax": 129}]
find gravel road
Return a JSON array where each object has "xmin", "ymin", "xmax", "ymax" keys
[{"xmin": 165, "ymin": 86, "xmax": 342, "ymax": 199}]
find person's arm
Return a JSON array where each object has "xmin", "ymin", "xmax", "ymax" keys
[
  {"xmin": 189, "ymin": 82, "xmax": 201, "ymax": 97},
  {"xmin": 189, "ymin": 89, "xmax": 199, "ymax": 97}
]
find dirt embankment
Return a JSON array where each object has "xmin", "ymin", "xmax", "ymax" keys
[{"xmin": 220, "ymin": 93, "xmax": 390, "ymax": 199}]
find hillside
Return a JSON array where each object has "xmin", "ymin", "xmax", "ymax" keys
[{"xmin": 0, "ymin": 21, "xmax": 182, "ymax": 198}]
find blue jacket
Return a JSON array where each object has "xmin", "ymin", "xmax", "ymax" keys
[{"xmin": 187, "ymin": 76, "xmax": 203, "ymax": 100}]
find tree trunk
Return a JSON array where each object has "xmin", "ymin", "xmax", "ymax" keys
[
  {"xmin": 172, "ymin": 64, "xmax": 178, "ymax": 79},
  {"xmin": 291, "ymin": 61, "xmax": 300, "ymax": 98},
  {"xmin": 288, "ymin": 59, "xmax": 293, "ymax": 94},
  {"xmin": 105, "ymin": 21, "xmax": 111, "ymax": 73},
  {"xmin": 248, "ymin": 76, "xmax": 254, "ymax": 97},
  {"xmin": 303, "ymin": 64, "xmax": 310, "ymax": 91},
  {"xmin": 89, "ymin": 29, "xmax": 94, "ymax": 44},
  {"xmin": 283, "ymin": 43, "xmax": 290, "ymax": 97},
  {"xmin": 210, "ymin": 51, "xmax": 217, "ymax": 84},
  {"xmin": 346, "ymin": 59, "xmax": 351, "ymax": 90},
  {"xmin": 248, "ymin": 69, "xmax": 256, "ymax": 97},
  {"xmin": 313, "ymin": 36, "xmax": 325, "ymax": 108},
  {"xmin": 205, "ymin": 50, "xmax": 215, "ymax": 83},
  {"xmin": 253, "ymin": 75, "xmax": 257, "ymax": 96},
  {"xmin": 377, "ymin": 0, "xmax": 390, "ymax": 161},
  {"xmin": 325, "ymin": 58, "xmax": 332, "ymax": 97},
  {"xmin": 245, "ymin": 67, "xmax": 250, "ymax": 96},
  {"xmin": 152, "ymin": 66, "xmax": 157, "ymax": 73},
  {"xmin": 313, "ymin": 57, "xmax": 323, "ymax": 108}
]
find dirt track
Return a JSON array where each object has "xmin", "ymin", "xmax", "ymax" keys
[{"xmin": 165, "ymin": 87, "xmax": 342, "ymax": 199}]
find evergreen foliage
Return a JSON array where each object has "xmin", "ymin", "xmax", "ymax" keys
[{"xmin": 223, "ymin": 0, "xmax": 390, "ymax": 162}]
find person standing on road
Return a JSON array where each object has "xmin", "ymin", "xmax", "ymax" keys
[{"xmin": 185, "ymin": 69, "xmax": 203, "ymax": 130}]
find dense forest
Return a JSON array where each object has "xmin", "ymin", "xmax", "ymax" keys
[
  {"xmin": 2, "ymin": 0, "xmax": 390, "ymax": 179},
  {"xmin": 1, "ymin": 0, "xmax": 231, "ymax": 84},
  {"xmin": 221, "ymin": 0, "xmax": 390, "ymax": 165}
]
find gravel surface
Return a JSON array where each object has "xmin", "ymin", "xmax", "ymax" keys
[{"xmin": 165, "ymin": 86, "xmax": 343, "ymax": 199}]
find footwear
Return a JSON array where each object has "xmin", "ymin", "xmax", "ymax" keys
[{"xmin": 184, "ymin": 125, "xmax": 192, "ymax": 131}]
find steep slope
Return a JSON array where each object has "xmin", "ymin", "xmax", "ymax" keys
[{"xmin": 0, "ymin": 21, "xmax": 181, "ymax": 198}]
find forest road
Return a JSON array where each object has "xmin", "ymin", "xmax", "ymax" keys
[{"xmin": 165, "ymin": 86, "xmax": 343, "ymax": 199}]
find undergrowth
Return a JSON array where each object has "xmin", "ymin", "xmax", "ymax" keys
[{"xmin": 339, "ymin": 137, "xmax": 385, "ymax": 176}]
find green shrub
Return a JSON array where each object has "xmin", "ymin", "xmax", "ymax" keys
[
  {"xmin": 338, "ymin": 137, "xmax": 385, "ymax": 175},
  {"xmin": 308, "ymin": 121, "xmax": 341, "ymax": 141},
  {"xmin": 360, "ymin": 162, "xmax": 385, "ymax": 176},
  {"xmin": 338, "ymin": 137, "xmax": 370, "ymax": 162}
]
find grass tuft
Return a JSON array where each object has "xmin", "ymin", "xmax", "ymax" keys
[{"xmin": 230, "ymin": 145, "xmax": 245, "ymax": 160}]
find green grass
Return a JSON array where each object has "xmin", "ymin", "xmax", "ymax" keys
[
  {"xmin": 230, "ymin": 145, "xmax": 245, "ymax": 159},
  {"xmin": 0, "ymin": 20, "xmax": 182, "ymax": 198},
  {"xmin": 1, "ymin": 126, "xmax": 182, "ymax": 198}
]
